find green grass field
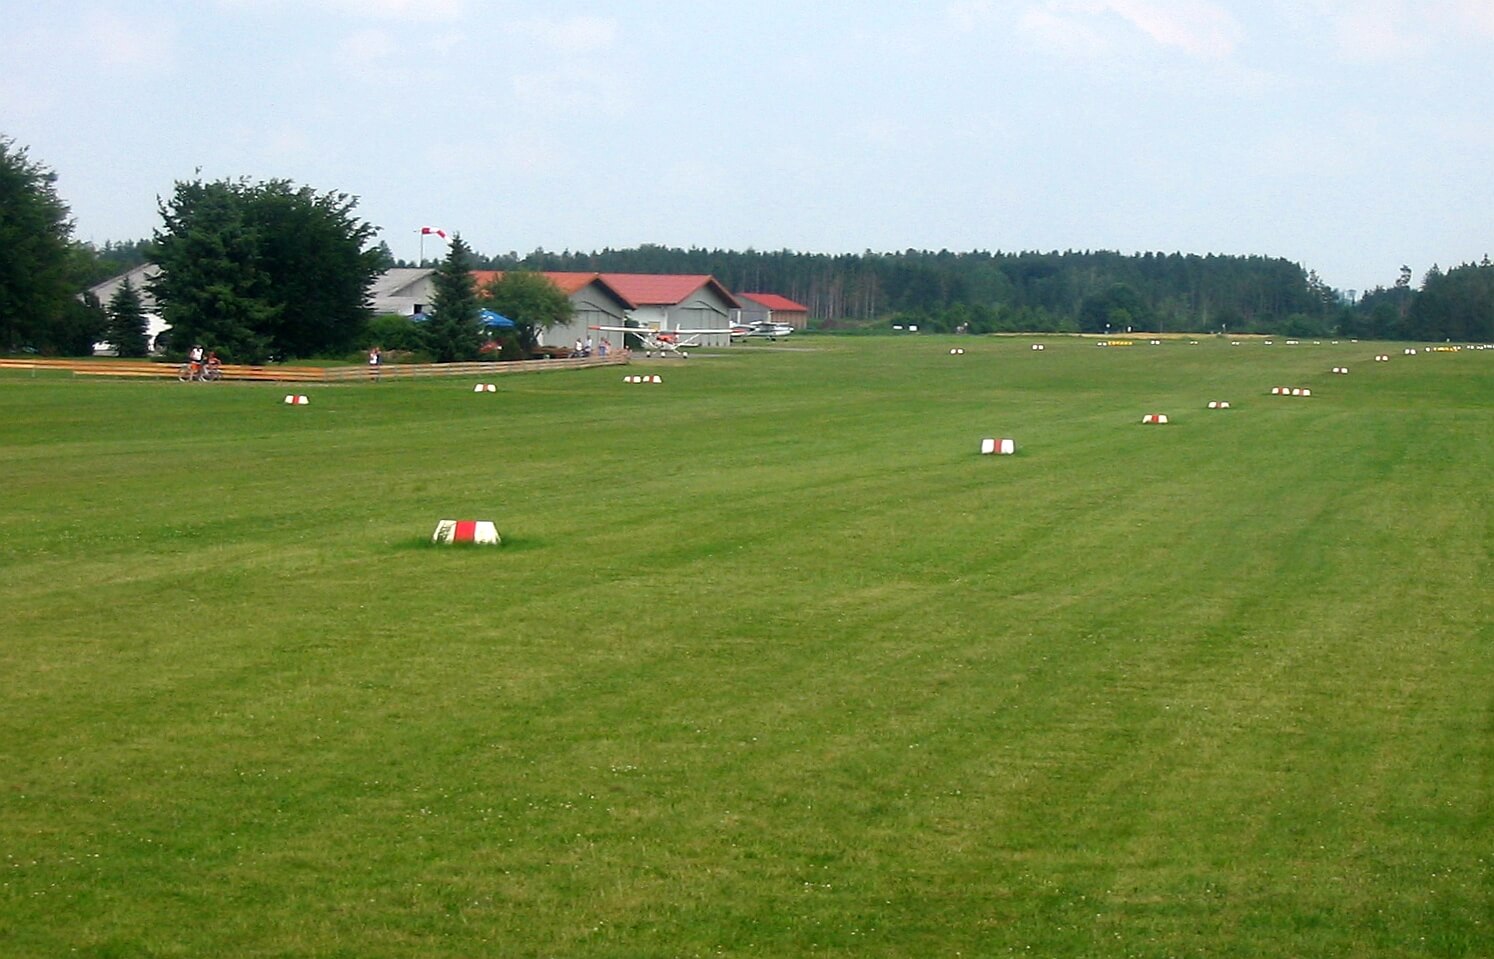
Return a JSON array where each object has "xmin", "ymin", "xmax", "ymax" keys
[{"xmin": 2, "ymin": 337, "xmax": 1490, "ymax": 958}]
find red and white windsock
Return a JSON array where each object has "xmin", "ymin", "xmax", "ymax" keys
[{"xmin": 420, "ymin": 226, "xmax": 449, "ymax": 240}]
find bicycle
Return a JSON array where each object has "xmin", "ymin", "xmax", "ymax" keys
[{"xmin": 178, "ymin": 361, "xmax": 221, "ymax": 382}]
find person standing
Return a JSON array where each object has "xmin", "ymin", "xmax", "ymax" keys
[{"xmin": 368, "ymin": 345, "xmax": 382, "ymax": 381}]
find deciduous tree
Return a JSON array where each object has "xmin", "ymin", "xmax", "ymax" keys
[{"xmin": 480, "ymin": 270, "xmax": 572, "ymax": 357}]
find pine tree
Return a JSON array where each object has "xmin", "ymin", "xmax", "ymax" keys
[
  {"xmin": 105, "ymin": 277, "xmax": 150, "ymax": 357},
  {"xmin": 424, "ymin": 234, "xmax": 482, "ymax": 362},
  {"xmin": 149, "ymin": 176, "xmax": 380, "ymax": 362},
  {"xmin": 0, "ymin": 136, "xmax": 76, "ymax": 352}
]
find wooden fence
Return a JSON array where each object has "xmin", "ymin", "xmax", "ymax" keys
[{"xmin": 0, "ymin": 355, "xmax": 628, "ymax": 382}]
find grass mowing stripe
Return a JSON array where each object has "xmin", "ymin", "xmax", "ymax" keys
[{"xmin": 1, "ymin": 339, "xmax": 1489, "ymax": 957}]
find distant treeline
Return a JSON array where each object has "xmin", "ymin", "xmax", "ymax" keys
[{"xmin": 428, "ymin": 245, "xmax": 1493, "ymax": 342}]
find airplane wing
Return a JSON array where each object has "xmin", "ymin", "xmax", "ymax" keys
[
  {"xmin": 588, "ymin": 324, "xmax": 727, "ymax": 335},
  {"xmin": 591, "ymin": 325, "xmax": 730, "ymax": 337}
]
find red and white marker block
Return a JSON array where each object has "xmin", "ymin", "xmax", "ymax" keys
[
  {"xmin": 1031, "ymin": 344, "xmax": 1046, "ymax": 351},
  {"xmin": 1207, "ymin": 401, "xmax": 1231, "ymax": 409},
  {"xmin": 1375, "ymin": 354, "xmax": 1390, "ymax": 362},
  {"xmin": 473, "ymin": 383, "xmax": 497, "ymax": 392},
  {"xmin": 1142, "ymin": 414, "xmax": 1169, "ymax": 424},
  {"xmin": 949, "ymin": 348, "xmax": 966, "ymax": 355},
  {"xmin": 283, "ymin": 394, "xmax": 309, "ymax": 405},
  {"xmin": 980, "ymin": 437, "xmax": 1016, "ymax": 455},
  {"xmin": 1331, "ymin": 367, "xmax": 1349, "ymax": 374},
  {"xmin": 623, "ymin": 375, "xmax": 663, "ymax": 384},
  {"xmin": 1403, "ymin": 348, "xmax": 1417, "ymax": 355},
  {"xmin": 432, "ymin": 520, "xmax": 501, "ymax": 545}
]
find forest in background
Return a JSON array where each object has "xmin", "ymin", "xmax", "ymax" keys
[
  {"xmin": 11, "ymin": 132, "xmax": 1485, "ymax": 356},
  {"xmin": 456, "ymin": 245, "xmax": 1492, "ymax": 342},
  {"xmin": 67, "ymin": 241, "xmax": 1494, "ymax": 349}
]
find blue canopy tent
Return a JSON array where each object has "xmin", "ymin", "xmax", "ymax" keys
[
  {"xmin": 409, "ymin": 309, "xmax": 516, "ymax": 329},
  {"xmin": 478, "ymin": 309, "xmax": 516, "ymax": 329}
]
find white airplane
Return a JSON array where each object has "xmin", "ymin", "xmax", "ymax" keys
[
  {"xmin": 730, "ymin": 320, "xmax": 794, "ymax": 340},
  {"xmin": 588, "ymin": 324, "xmax": 726, "ymax": 358}
]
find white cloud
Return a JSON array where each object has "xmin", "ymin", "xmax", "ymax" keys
[
  {"xmin": 945, "ymin": 0, "xmax": 1000, "ymax": 31},
  {"xmin": 337, "ymin": 28, "xmax": 397, "ymax": 65},
  {"xmin": 1018, "ymin": 6, "xmax": 1114, "ymax": 58},
  {"xmin": 506, "ymin": 17, "xmax": 625, "ymax": 116},
  {"xmin": 1450, "ymin": 0, "xmax": 1494, "ymax": 36},
  {"xmin": 511, "ymin": 64, "xmax": 628, "ymax": 116},
  {"xmin": 510, "ymin": 15, "xmax": 619, "ymax": 55},
  {"xmin": 347, "ymin": 0, "xmax": 463, "ymax": 18},
  {"xmin": 217, "ymin": 0, "xmax": 464, "ymax": 21},
  {"xmin": 0, "ymin": 11, "xmax": 173, "ymax": 118},
  {"xmin": 1313, "ymin": 0, "xmax": 1427, "ymax": 61},
  {"xmin": 1306, "ymin": 0, "xmax": 1494, "ymax": 61},
  {"xmin": 1108, "ymin": 0, "xmax": 1241, "ymax": 58},
  {"xmin": 81, "ymin": 10, "xmax": 177, "ymax": 68},
  {"xmin": 1020, "ymin": 0, "xmax": 1242, "ymax": 59}
]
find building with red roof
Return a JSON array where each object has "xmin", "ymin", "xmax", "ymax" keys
[
  {"xmin": 367, "ymin": 268, "xmax": 744, "ymax": 351},
  {"xmin": 593, "ymin": 274, "xmax": 740, "ymax": 348},
  {"xmin": 735, "ymin": 292, "xmax": 810, "ymax": 330},
  {"xmin": 471, "ymin": 271, "xmax": 633, "ymax": 347}
]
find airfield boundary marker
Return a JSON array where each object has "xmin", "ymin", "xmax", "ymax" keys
[{"xmin": 432, "ymin": 520, "xmax": 501, "ymax": 545}]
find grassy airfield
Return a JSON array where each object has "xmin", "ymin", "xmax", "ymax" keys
[{"xmin": 1, "ymin": 336, "xmax": 1489, "ymax": 958}]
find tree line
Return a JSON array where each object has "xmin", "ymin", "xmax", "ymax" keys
[
  {"xmin": 4, "ymin": 131, "xmax": 1490, "ymax": 360},
  {"xmin": 474, "ymin": 245, "xmax": 1492, "ymax": 342}
]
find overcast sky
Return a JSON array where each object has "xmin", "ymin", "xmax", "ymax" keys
[{"xmin": 4, "ymin": 0, "xmax": 1491, "ymax": 294}]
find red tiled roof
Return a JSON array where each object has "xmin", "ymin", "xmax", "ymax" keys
[
  {"xmin": 470, "ymin": 270, "xmax": 601, "ymax": 296},
  {"xmin": 469, "ymin": 271, "xmax": 740, "ymax": 310},
  {"xmin": 739, "ymin": 292, "xmax": 808, "ymax": 312},
  {"xmin": 598, "ymin": 274, "xmax": 739, "ymax": 309}
]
